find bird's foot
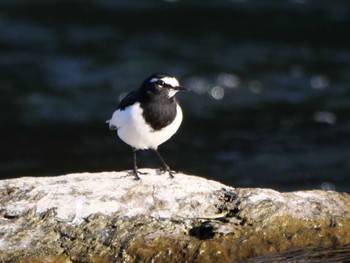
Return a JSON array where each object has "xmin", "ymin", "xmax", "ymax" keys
[
  {"xmin": 127, "ymin": 169, "xmax": 148, "ymax": 180},
  {"xmin": 158, "ymin": 167, "xmax": 177, "ymax": 178}
]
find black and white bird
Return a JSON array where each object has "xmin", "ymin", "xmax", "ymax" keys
[{"xmin": 107, "ymin": 73, "xmax": 188, "ymax": 180}]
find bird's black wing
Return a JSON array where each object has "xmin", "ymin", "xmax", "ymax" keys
[{"xmin": 117, "ymin": 90, "xmax": 139, "ymax": 110}]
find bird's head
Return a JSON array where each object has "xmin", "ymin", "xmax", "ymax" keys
[{"xmin": 141, "ymin": 73, "xmax": 189, "ymax": 98}]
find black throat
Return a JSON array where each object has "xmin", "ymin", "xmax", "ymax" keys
[{"xmin": 140, "ymin": 93, "xmax": 177, "ymax": 131}]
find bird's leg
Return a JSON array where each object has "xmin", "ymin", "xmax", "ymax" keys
[
  {"xmin": 129, "ymin": 148, "xmax": 141, "ymax": 180},
  {"xmin": 128, "ymin": 148, "xmax": 148, "ymax": 180},
  {"xmin": 152, "ymin": 149, "xmax": 175, "ymax": 178}
]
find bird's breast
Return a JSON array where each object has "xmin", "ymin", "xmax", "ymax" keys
[
  {"xmin": 141, "ymin": 98, "xmax": 178, "ymax": 131},
  {"xmin": 110, "ymin": 102, "xmax": 183, "ymax": 149}
]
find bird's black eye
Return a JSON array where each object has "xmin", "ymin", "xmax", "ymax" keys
[{"xmin": 156, "ymin": 80, "xmax": 165, "ymax": 86}]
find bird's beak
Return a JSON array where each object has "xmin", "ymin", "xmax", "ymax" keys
[{"xmin": 174, "ymin": 86, "xmax": 190, "ymax": 92}]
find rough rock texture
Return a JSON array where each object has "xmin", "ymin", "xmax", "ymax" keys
[{"xmin": 1, "ymin": 170, "xmax": 350, "ymax": 262}]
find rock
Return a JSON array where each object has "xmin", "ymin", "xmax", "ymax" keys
[{"xmin": 1, "ymin": 169, "xmax": 350, "ymax": 262}]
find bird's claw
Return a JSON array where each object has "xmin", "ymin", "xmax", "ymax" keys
[
  {"xmin": 128, "ymin": 169, "xmax": 149, "ymax": 180},
  {"xmin": 158, "ymin": 167, "xmax": 177, "ymax": 178}
]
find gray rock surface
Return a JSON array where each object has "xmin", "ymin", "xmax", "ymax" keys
[{"xmin": 1, "ymin": 170, "xmax": 350, "ymax": 262}]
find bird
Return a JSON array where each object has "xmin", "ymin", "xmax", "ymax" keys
[{"xmin": 107, "ymin": 73, "xmax": 188, "ymax": 180}]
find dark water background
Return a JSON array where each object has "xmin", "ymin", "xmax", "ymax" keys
[{"xmin": 1, "ymin": 0, "xmax": 350, "ymax": 193}]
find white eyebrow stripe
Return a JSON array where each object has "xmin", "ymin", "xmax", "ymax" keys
[
  {"xmin": 149, "ymin": 77, "xmax": 180, "ymax": 87},
  {"xmin": 149, "ymin": 78, "xmax": 159, "ymax": 83}
]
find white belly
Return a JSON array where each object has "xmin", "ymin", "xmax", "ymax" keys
[{"xmin": 109, "ymin": 102, "xmax": 183, "ymax": 150}]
